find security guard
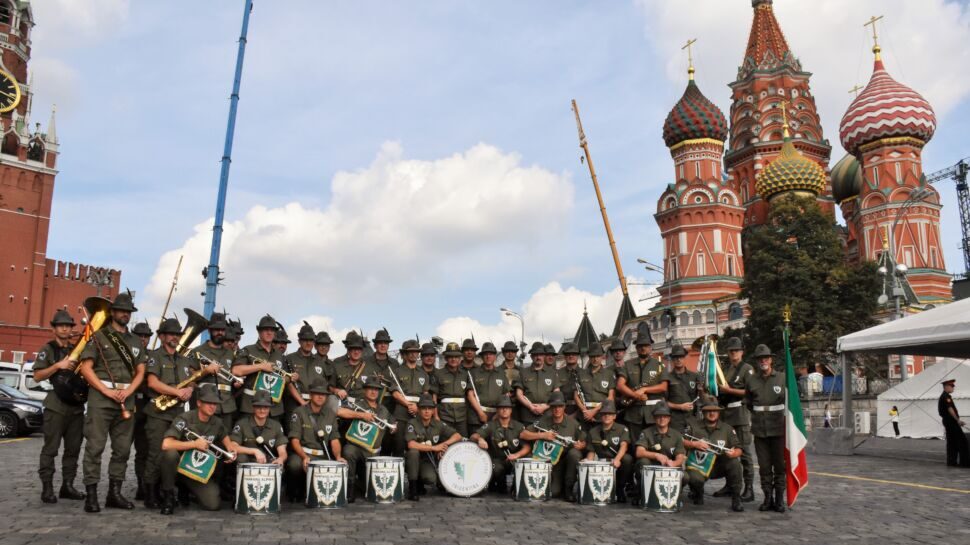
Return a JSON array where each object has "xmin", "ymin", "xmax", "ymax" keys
[
  {"xmin": 389, "ymin": 340, "xmax": 430, "ymax": 456},
  {"xmin": 666, "ymin": 344, "xmax": 699, "ymax": 432},
  {"xmin": 514, "ymin": 341, "xmax": 561, "ymax": 423},
  {"xmin": 431, "ymin": 342, "xmax": 471, "ymax": 437},
  {"xmin": 616, "ymin": 322, "xmax": 669, "ymax": 443},
  {"xmin": 33, "ymin": 309, "xmax": 86, "ymax": 503},
  {"xmin": 745, "ymin": 344, "xmax": 787, "ymax": 513},
  {"xmin": 585, "ymin": 400, "xmax": 632, "ymax": 503},
  {"xmin": 470, "ymin": 397, "xmax": 530, "ymax": 493},
  {"xmin": 286, "ymin": 380, "xmax": 342, "ymax": 501},
  {"xmin": 500, "ymin": 340, "xmax": 521, "ymax": 387},
  {"xmin": 230, "ymin": 390, "xmax": 288, "ymax": 465},
  {"xmin": 521, "ymin": 391, "xmax": 586, "ymax": 501},
  {"xmin": 158, "ymin": 387, "xmax": 237, "ymax": 514},
  {"xmin": 714, "ymin": 336, "xmax": 756, "ymax": 501},
  {"xmin": 130, "ymin": 320, "xmax": 153, "ymax": 501},
  {"xmin": 233, "ymin": 315, "xmax": 288, "ymax": 421},
  {"xmin": 78, "ymin": 291, "xmax": 148, "ymax": 513},
  {"xmin": 558, "ymin": 342, "xmax": 582, "ymax": 417},
  {"xmin": 467, "ymin": 342, "xmax": 511, "ymax": 428},
  {"xmin": 575, "ymin": 343, "xmax": 615, "ymax": 429},
  {"xmin": 191, "ymin": 313, "xmax": 241, "ymax": 435},
  {"xmin": 284, "ymin": 321, "xmax": 330, "ymax": 418},
  {"xmin": 683, "ymin": 398, "xmax": 744, "ymax": 512},
  {"xmin": 405, "ymin": 394, "xmax": 462, "ymax": 500},
  {"xmin": 330, "ymin": 331, "xmax": 383, "ymax": 405},
  {"xmin": 342, "ymin": 377, "xmax": 395, "ymax": 503},
  {"xmin": 939, "ymin": 379, "xmax": 970, "ymax": 467}
]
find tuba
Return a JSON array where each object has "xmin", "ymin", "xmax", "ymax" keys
[
  {"xmin": 51, "ymin": 296, "xmax": 112, "ymax": 405},
  {"xmin": 151, "ymin": 309, "xmax": 212, "ymax": 411}
]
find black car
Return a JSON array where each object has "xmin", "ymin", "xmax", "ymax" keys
[{"xmin": 0, "ymin": 383, "xmax": 43, "ymax": 438}]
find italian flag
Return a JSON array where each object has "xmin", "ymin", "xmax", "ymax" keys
[{"xmin": 783, "ymin": 327, "xmax": 808, "ymax": 506}]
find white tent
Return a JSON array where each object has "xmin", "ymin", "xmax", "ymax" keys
[
  {"xmin": 875, "ymin": 358, "xmax": 970, "ymax": 438},
  {"xmin": 837, "ymin": 297, "xmax": 970, "ymax": 357}
]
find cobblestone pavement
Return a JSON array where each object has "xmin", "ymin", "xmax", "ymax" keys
[{"xmin": 2, "ymin": 434, "xmax": 969, "ymax": 545}]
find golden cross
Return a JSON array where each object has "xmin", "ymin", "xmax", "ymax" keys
[
  {"xmin": 779, "ymin": 99, "xmax": 791, "ymax": 136},
  {"xmin": 848, "ymin": 84, "xmax": 864, "ymax": 96},
  {"xmin": 864, "ymin": 15, "xmax": 884, "ymax": 58},
  {"xmin": 783, "ymin": 304, "xmax": 791, "ymax": 324},
  {"xmin": 682, "ymin": 38, "xmax": 697, "ymax": 80}
]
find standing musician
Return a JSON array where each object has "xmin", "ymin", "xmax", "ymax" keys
[
  {"xmin": 558, "ymin": 342, "xmax": 582, "ymax": 417},
  {"xmin": 389, "ymin": 340, "xmax": 430, "ymax": 456},
  {"xmin": 225, "ymin": 319, "xmax": 243, "ymax": 351},
  {"xmin": 713, "ymin": 336, "xmax": 756, "ymax": 501},
  {"xmin": 330, "ymin": 331, "xmax": 382, "ymax": 405},
  {"xmin": 272, "ymin": 326, "xmax": 290, "ymax": 354},
  {"xmin": 78, "ymin": 291, "xmax": 148, "ymax": 513},
  {"xmin": 608, "ymin": 338, "xmax": 628, "ymax": 378},
  {"xmin": 467, "ymin": 342, "xmax": 511, "ymax": 428},
  {"xmin": 404, "ymin": 394, "xmax": 462, "ymax": 501},
  {"xmin": 314, "ymin": 330, "xmax": 335, "ymax": 380},
  {"xmin": 285, "ymin": 380, "xmax": 342, "ymax": 500},
  {"xmin": 745, "ymin": 344, "xmax": 787, "ymax": 513},
  {"xmin": 233, "ymin": 315, "xmax": 289, "ymax": 421},
  {"xmin": 521, "ymin": 391, "xmax": 586, "ymax": 501},
  {"xmin": 460, "ymin": 338, "xmax": 479, "ymax": 370},
  {"xmin": 500, "ymin": 341, "xmax": 521, "ymax": 387},
  {"xmin": 431, "ymin": 342, "xmax": 472, "ymax": 437},
  {"xmin": 158, "ymin": 387, "xmax": 237, "ymax": 514},
  {"xmin": 616, "ymin": 322, "xmax": 669, "ymax": 443},
  {"xmin": 471, "ymin": 396, "xmax": 529, "ymax": 493},
  {"xmin": 683, "ymin": 398, "xmax": 745, "ymax": 512},
  {"xmin": 939, "ymin": 379, "xmax": 970, "ymax": 467},
  {"xmin": 191, "ymin": 313, "xmax": 241, "ymax": 435},
  {"xmin": 230, "ymin": 389, "xmax": 287, "ymax": 465},
  {"xmin": 633, "ymin": 402, "xmax": 684, "ymax": 506},
  {"xmin": 341, "ymin": 377, "xmax": 396, "ymax": 503},
  {"xmin": 284, "ymin": 322, "xmax": 330, "ymax": 419},
  {"xmin": 370, "ymin": 328, "xmax": 399, "ymax": 452},
  {"xmin": 666, "ymin": 344, "xmax": 699, "ymax": 432},
  {"xmin": 514, "ymin": 341, "xmax": 561, "ymax": 424},
  {"xmin": 130, "ymin": 320, "xmax": 153, "ymax": 502},
  {"xmin": 585, "ymin": 400, "xmax": 632, "ymax": 503},
  {"xmin": 33, "ymin": 309, "xmax": 86, "ymax": 504},
  {"xmin": 420, "ymin": 342, "xmax": 438, "ymax": 374},
  {"xmin": 576, "ymin": 343, "xmax": 615, "ymax": 429}
]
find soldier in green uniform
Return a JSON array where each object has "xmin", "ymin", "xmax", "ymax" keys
[
  {"xmin": 404, "ymin": 394, "xmax": 462, "ymax": 500},
  {"xmin": 576, "ymin": 343, "xmax": 615, "ymax": 429},
  {"xmin": 467, "ymin": 341, "xmax": 511, "ymax": 428},
  {"xmin": 33, "ymin": 309, "xmax": 86, "ymax": 503},
  {"xmin": 272, "ymin": 325, "xmax": 290, "ymax": 354},
  {"xmin": 368, "ymin": 328, "xmax": 396, "ymax": 368},
  {"xmin": 389, "ymin": 340, "xmax": 430, "ymax": 456},
  {"xmin": 158, "ymin": 387, "xmax": 237, "ymax": 514},
  {"xmin": 370, "ymin": 329, "xmax": 399, "ymax": 451},
  {"xmin": 460, "ymin": 338, "xmax": 479, "ymax": 370},
  {"xmin": 285, "ymin": 380, "xmax": 344, "ymax": 500},
  {"xmin": 514, "ymin": 342, "xmax": 561, "ymax": 424},
  {"xmin": 230, "ymin": 390, "xmax": 288, "ymax": 465},
  {"xmin": 78, "ymin": 292, "xmax": 148, "ymax": 513},
  {"xmin": 191, "ymin": 313, "xmax": 241, "ymax": 435},
  {"xmin": 683, "ymin": 398, "xmax": 745, "ymax": 512},
  {"xmin": 585, "ymin": 400, "xmax": 632, "ymax": 503},
  {"xmin": 130, "ymin": 320, "xmax": 153, "ymax": 501},
  {"xmin": 142, "ymin": 318, "xmax": 207, "ymax": 509},
  {"xmin": 284, "ymin": 322, "xmax": 330, "ymax": 419},
  {"xmin": 521, "ymin": 391, "xmax": 586, "ymax": 501},
  {"xmin": 420, "ymin": 342, "xmax": 438, "ymax": 374},
  {"xmin": 330, "ymin": 332, "xmax": 383, "ymax": 405},
  {"xmin": 470, "ymin": 396, "xmax": 529, "ymax": 493},
  {"xmin": 608, "ymin": 338, "xmax": 628, "ymax": 377},
  {"xmin": 342, "ymin": 377, "xmax": 396, "ymax": 503},
  {"xmin": 431, "ymin": 342, "xmax": 471, "ymax": 437},
  {"xmin": 616, "ymin": 322, "xmax": 669, "ymax": 443},
  {"xmin": 226, "ymin": 319, "xmax": 243, "ymax": 351},
  {"xmin": 233, "ymin": 315, "xmax": 288, "ymax": 421},
  {"xmin": 544, "ymin": 343, "xmax": 558, "ymax": 369},
  {"xmin": 745, "ymin": 344, "xmax": 787, "ymax": 513},
  {"xmin": 666, "ymin": 344, "xmax": 699, "ymax": 433},
  {"xmin": 558, "ymin": 343, "xmax": 581, "ymax": 418},
  {"xmin": 500, "ymin": 341, "xmax": 521, "ymax": 387},
  {"xmin": 314, "ymin": 330, "xmax": 334, "ymax": 376},
  {"xmin": 633, "ymin": 402, "xmax": 684, "ymax": 506},
  {"xmin": 713, "ymin": 336, "xmax": 755, "ymax": 501}
]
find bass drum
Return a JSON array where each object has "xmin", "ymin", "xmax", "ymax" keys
[{"xmin": 437, "ymin": 441, "xmax": 492, "ymax": 497}]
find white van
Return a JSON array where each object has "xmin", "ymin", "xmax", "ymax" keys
[{"xmin": 0, "ymin": 362, "xmax": 49, "ymax": 401}]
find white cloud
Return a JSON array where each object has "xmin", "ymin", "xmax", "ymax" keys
[
  {"xmin": 139, "ymin": 141, "xmax": 573, "ymax": 330},
  {"xmin": 635, "ymin": 0, "xmax": 970, "ymax": 156},
  {"xmin": 435, "ymin": 277, "xmax": 658, "ymax": 346}
]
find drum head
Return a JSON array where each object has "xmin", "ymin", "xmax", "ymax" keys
[{"xmin": 438, "ymin": 441, "xmax": 492, "ymax": 497}]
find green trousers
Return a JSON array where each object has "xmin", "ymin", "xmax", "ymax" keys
[
  {"xmin": 38, "ymin": 409, "xmax": 84, "ymax": 483},
  {"xmin": 405, "ymin": 449, "xmax": 439, "ymax": 486},
  {"xmin": 158, "ymin": 449, "xmax": 222, "ymax": 510},
  {"xmin": 82, "ymin": 406, "xmax": 134, "ymax": 486},
  {"xmin": 143, "ymin": 416, "xmax": 173, "ymax": 485}
]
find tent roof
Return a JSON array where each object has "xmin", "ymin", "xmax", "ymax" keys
[
  {"xmin": 612, "ymin": 293, "xmax": 637, "ymax": 337},
  {"xmin": 837, "ymin": 297, "xmax": 970, "ymax": 357},
  {"xmin": 877, "ymin": 358, "xmax": 970, "ymax": 401},
  {"xmin": 573, "ymin": 310, "xmax": 599, "ymax": 353}
]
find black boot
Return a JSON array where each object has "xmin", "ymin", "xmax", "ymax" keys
[
  {"xmin": 105, "ymin": 479, "xmax": 134, "ymax": 509},
  {"xmin": 407, "ymin": 480, "xmax": 420, "ymax": 501},
  {"xmin": 159, "ymin": 490, "xmax": 175, "ymax": 516},
  {"xmin": 347, "ymin": 481, "xmax": 356, "ymax": 504},
  {"xmin": 712, "ymin": 483, "xmax": 731, "ymax": 498},
  {"xmin": 59, "ymin": 481, "xmax": 86, "ymax": 500},
  {"xmin": 731, "ymin": 494, "xmax": 744, "ymax": 512},
  {"xmin": 741, "ymin": 481, "xmax": 755, "ymax": 502},
  {"xmin": 177, "ymin": 483, "xmax": 191, "ymax": 507},
  {"xmin": 691, "ymin": 484, "xmax": 704, "ymax": 505},
  {"xmin": 616, "ymin": 486, "xmax": 627, "ymax": 504},
  {"xmin": 143, "ymin": 483, "xmax": 159, "ymax": 509},
  {"xmin": 758, "ymin": 488, "xmax": 774, "ymax": 512},
  {"xmin": 84, "ymin": 485, "xmax": 100, "ymax": 513},
  {"xmin": 41, "ymin": 480, "xmax": 57, "ymax": 503},
  {"xmin": 773, "ymin": 489, "xmax": 787, "ymax": 513},
  {"xmin": 134, "ymin": 478, "xmax": 145, "ymax": 501}
]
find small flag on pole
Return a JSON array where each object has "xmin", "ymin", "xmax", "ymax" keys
[{"xmin": 783, "ymin": 305, "xmax": 808, "ymax": 507}]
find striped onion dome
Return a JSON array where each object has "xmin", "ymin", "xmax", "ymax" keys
[
  {"xmin": 830, "ymin": 153, "xmax": 862, "ymax": 204},
  {"xmin": 756, "ymin": 135, "xmax": 827, "ymax": 200},
  {"xmin": 662, "ymin": 80, "xmax": 728, "ymax": 148},
  {"xmin": 840, "ymin": 58, "xmax": 936, "ymax": 155}
]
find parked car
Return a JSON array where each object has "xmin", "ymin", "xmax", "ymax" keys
[{"xmin": 0, "ymin": 383, "xmax": 44, "ymax": 438}]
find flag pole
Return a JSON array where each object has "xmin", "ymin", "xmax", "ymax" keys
[{"xmin": 783, "ymin": 304, "xmax": 808, "ymax": 507}]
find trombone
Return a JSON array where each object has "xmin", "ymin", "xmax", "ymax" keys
[
  {"xmin": 184, "ymin": 428, "xmax": 237, "ymax": 461},
  {"xmin": 345, "ymin": 399, "xmax": 397, "ymax": 432}
]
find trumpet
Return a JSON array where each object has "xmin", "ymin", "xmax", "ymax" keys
[
  {"xmin": 195, "ymin": 353, "xmax": 244, "ymax": 385},
  {"xmin": 532, "ymin": 424, "xmax": 576, "ymax": 447},
  {"xmin": 185, "ymin": 428, "xmax": 236, "ymax": 461},
  {"xmin": 251, "ymin": 356, "xmax": 294, "ymax": 381},
  {"xmin": 345, "ymin": 400, "xmax": 397, "ymax": 432},
  {"xmin": 683, "ymin": 433, "xmax": 731, "ymax": 455}
]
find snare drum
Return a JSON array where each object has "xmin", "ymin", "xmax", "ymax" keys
[
  {"xmin": 364, "ymin": 456, "xmax": 406, "ymax": 504},
  {"xmin": 438, "ymin": 441, "xmax": 492, "ymax": 497},
  {"xmin": 306, "ymin": 460, "xmax": 348, "ymax": 509},
  {"xmin": 513, "ymin": 458, "xmax": 551, "ymax": 502},
  {"xmin": 235, "ymin": 463, "xmax": 282, "ymax": 515},
  {"xmin": 639, "ymin": 465, "xmax": 683, "ymax": 513},
  {"xmin": 577, "ymin": 460, "xmax": 615, "ymax": 505}
]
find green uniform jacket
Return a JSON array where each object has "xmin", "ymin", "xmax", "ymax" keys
[
  {"xmin": 390, "ymin": 364, "xmax": 430, "ymax": 421},
  {"xmin": 284, "ymin": 350, "xmax": 331, "ymax": 409},
  {"xmin": 578, "ymin": 365, "xmax": 616, "ymax": 405},
  {"xmin": 558, "ymin": 365, "xmax": 581, "ymax": 407},
  {"xmin": 144, "ymin": 348, "xmax": 199, "ymax": 422},
  {"xmin": 745, "ymin": 370, "xmax": 787, "ymax": 438},
  {"xmin": 165, "ymin": 410, "xmax": 227, "ymax": 447},
  {"xmin": 33, "ymin": 341, "xmax": 83, "ymax": 416},
  {"xmin": 331, "ymin": 359, "xmax": 384, "ymax": 401},
  {"xmin": 431, "ymin": 367, "xmax": 471, "ymax": 423},
  {"xmin": 475, "ymin": 419, "xmax": 526, "ymax": 458},
  {"xmin": 235, "ymin": 343, "xmax": 286, "ymax": 416},
  {"xmin": 617, "ymin": 357, "xmax": 669, "ymax": 425},
  {"xmin": 588, "ymin": 422, "xmax": 630, "ymax": 459},
  {"xmin": 288, "ymin": 404, "xmax": 340, "ymax": 452},
  {"xmin": 721, "ymin": 361, "xmax": 755, "ymax": 427},
  {"xmin": 191, "ymin": 343, "xmax": 238, "ymax": 414},
  {"xmin": 685, "ymin": 420, "xmax": 740, "ymax": 452},
  {"xmin": 469, "ymin": 366, "xmax": 511, "ymax": 409},
  {"xmin": 230, "ymin": 414, "xmax": 287, "ymax": 455},
  {"xmin": 635, "ymin": 427, "xmax": 685, "ymax": 465},
  {"xmin": 80, "ymin": 328, "xmax": 148, "ymax": 411},
  {"xmin": 515, "ymin": 365, "xmax": 560, "ymax": 405},
  {"xmin": 405, "ymin": 418, "xmax": 458, "ymax": 447},
  {"xmin": 528, "ymin": 414, "xmax": 586, "ymax": 443}
]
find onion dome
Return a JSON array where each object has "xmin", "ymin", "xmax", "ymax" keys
[
  {"xmin": 830, "ymin": 153, "xmax": 862, "ymax": 204},
  {"xmin": 839, "ymin": 57, "xmax": 936, "ymax": 155},
  {"xmin": 756, "ymin": 126, "xmax": 826, "ymax": 200},
  {"xmin": 662, "ymin": 79, "xmax": 728, "ymax": 148}
]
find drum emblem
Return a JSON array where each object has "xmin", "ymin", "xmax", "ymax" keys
[
  {"xmin": 371, "ymin": 465, "xmax": 400, "ymax": 500},
  {"xmin": 244, "ymin": 470, "xmax": 276, "ymax": 511},
  {"xmin": 653, "ymin": 468, "xmax": 680, "ymax": 510},
  {"xmin": 591, "ymin": 474, "xmax": 612, "ymax": 503},
  {"xmin": 313, "ymin": 470, "xmax": 341, "ymax": 506},
  {"xmin": 525, "ymin": 471, "xmax": 548, "ymax": 499}
]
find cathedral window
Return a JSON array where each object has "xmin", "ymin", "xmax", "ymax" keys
[
  {"xmin": 695, "ymin": 162, "xmax": 700, "ymax": 179},
  {"xmin": 930, "ymin": 247, "xmax": 939, "ymax": 268},
  {"xmin": 696, "ymin": 253, "xmax": 706, "ymax": 276},
  {"xmin": 692, "ymin": 310, "xmax": 702, "ymax": 325},
  {"xmin": 679, "ymin": 312, "xmax": 690, "ymax": 326},
  {"xmin": 661, "ymin": 314, "xmax": 670, "ymax": 328},
  {"xmin": 727, "ymin": 254, "xmax": 736, "ymax": 276},
  {"xmin": 728, "ymin": 303, "xmax": 743, "ymax": 321},
  {"xmin": 895, "ymin": 162, "xmax": 903, "ymax": 183},
  {"xmin": 871, "ymin": 167, "xmax": 880, "ymax": 185},
  {"xmin": 705, "ymin": 310, "xmax": 715, "ymax": 324},
  {"xmin": 0, "ymin": 5, "xmax": 11, "ymax": 26},
  {"xmin": 679, "ymin": 164, "xmax": 684, "ymax": 180},
  {"xmin": 1, "ymin": 132, "xmax": 18, "ymax": 155}
]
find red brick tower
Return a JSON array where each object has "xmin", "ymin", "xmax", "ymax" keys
[{"xmin": 725, "ymin": 0, "xmax": 833, "ymax": 227}]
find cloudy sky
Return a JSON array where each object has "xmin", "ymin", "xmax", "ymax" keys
[{"xmin": 28, "ymin": 0, "xmax": 970, "ymax": 350}]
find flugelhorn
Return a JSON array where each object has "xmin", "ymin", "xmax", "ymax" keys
[
  {"xmin": 345, "ymin": 400, "xmax": 397, "ymax": 431},
  {"xmin": 185, "ymin": 428, "xmax": 236, "ymax": 461},
  {"xmin": 250, "ymin": 356, "xmax": 294, "ymax": 381},
  {"xmin": 194, "ymin": 352, "xmax": 243, "ymax": 385},
  {"xmin": 532, "ymin": 424, "xmax": 576, "ymax": 447},
  {"xmin": 683, "ymin": 433, "xmax": 730, "ymax": 455}
]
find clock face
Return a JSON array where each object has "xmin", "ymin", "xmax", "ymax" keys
[{"xmin": 0, "ymin": 70, "xmax": 21, "ymax": 113}]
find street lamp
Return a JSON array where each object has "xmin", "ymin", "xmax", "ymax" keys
[
  {"xmin": 500, "ymin": 307, "xmax": 526, "ymax": 365},
  {"xmin": 85, "ymin": 268, "xmax": 115, "ymax": 297},
  {"xmin": 877, "ymin": 262, "xmax": 910, "ymax": 381},
  {"xmin": 637, "ymin": 258, "xmax": 675, "ymax": 342}
]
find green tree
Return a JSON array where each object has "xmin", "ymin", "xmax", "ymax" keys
[{"xmin": 738, "ymin": 194, "xmax": 879, "ymax": 369}]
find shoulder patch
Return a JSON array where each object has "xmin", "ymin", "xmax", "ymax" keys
[
  {"xmin": 232, "ymin": 424, "xmax": 240, "ymax": 433},
  {"xmin": 291, "ymin": 413, "xmax": 299, "ymax": 422}
]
